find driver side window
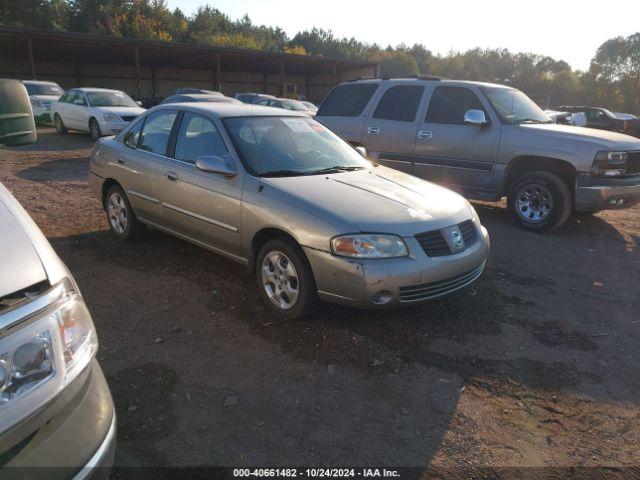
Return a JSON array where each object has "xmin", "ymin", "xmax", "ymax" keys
[
  {"xmin": 426, "ymin": 87, "xmax": 486, "ymax": 124},
  {"xmin": 174, "ymin": 112, "xmax": 228, "ymax": 164}
]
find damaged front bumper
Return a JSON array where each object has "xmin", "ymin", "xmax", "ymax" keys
[{"xmin": 304, "ymin": 226, "xmax": 490, "ymax": 308}]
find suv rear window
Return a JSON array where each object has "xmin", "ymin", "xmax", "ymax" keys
[
  {"xmin": 317, "ymin": 84, "xmax": 379, "ymax": 117},
  {"xmin": 373, "ymin": 85, "xmax": 424, "ymax": 122}
]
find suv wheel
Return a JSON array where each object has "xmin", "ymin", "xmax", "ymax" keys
[
  {"xmin": 507, "ymin": 171, "xmax": 572, "ymax": 232},
  {"xmin": 54, "ymin": 114, "xmax": 67, "ymax": 134},
  {"xmin": 89, "ymin": 118, "xmax": 102, "ymax": 141},
  {"xmin": 256, "ymin": 238, "xmax": 320, "ymax": 319},
  {"xmin": 105, "ymin": 185, "xmax": 144, "ymax": 240}
]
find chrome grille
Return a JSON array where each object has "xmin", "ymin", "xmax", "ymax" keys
[
  {"xmin": 399, "ymin": 262, "xmax": 485, "ymax": 303},
  {"xmin": 416, "ymin": 220, "xmax": 478, "ymax": 257}
]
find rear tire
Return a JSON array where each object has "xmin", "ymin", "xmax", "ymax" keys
[
  {"xmin": 256, "ymin": 237, "xmax": 320, "ymax": 320},
  {"xmin": 507, "ymin": 171, "xmax": 572, "ymax": 232},
  {"xmin": 89, "ymin": 118, "xmax": 102, "ymax": 141},
  {"xmin": 105, "ymin": 185, "xmax": 144, "ymax": 240},
  {"xmin": 54, "ymin": 114, "xmax": 67, "ymax": 134}
]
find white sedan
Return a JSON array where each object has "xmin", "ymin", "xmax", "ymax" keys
[{"xmin": 51, "ymin": 88, "xmax": 146, "ymax": 140}]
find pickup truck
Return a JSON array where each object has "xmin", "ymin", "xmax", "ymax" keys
[
  {"xmin": 317, "ymin": 78, "xmax": 640, "ymax": 232},
  {"xmin": 558, "ymin": 106, "xmax": 640, "ymax": 136}
]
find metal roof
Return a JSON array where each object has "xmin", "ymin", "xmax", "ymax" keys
[{"xmin": 0, "ymin": 27, "xmax": 378, "ymax": 75}]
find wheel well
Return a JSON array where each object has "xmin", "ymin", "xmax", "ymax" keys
[
  {"xmin": 101, "ymin": 178, "xmax": 121, "ymax": 209},
  {"xmin": 503, "ymin": 156, "xmax": 576, "ymax": 195},
  {"xmin": 250, "ymin": 228, "xmax": 298, "ymax": 271}
]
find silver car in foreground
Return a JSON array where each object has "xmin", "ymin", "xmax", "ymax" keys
[
  {"xmin": 0, "ymin": 182, "xmax": 115, "ymax": 474},
  {"xmin": 89, "ymin": 103, "xmax": 490, "ymax": 319}
]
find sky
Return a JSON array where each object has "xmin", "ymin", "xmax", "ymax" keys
[{"xmin": 164, "ymin": 0, "xmax": 640, "ymax": 71}]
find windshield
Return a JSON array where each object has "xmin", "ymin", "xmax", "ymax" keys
[
  {"xmin": 86, "ymin": 91, "xmax": 138, "ymax": 107},
  {"xmin": 280, "ymin": 100, "xmax": 309, "ymax": 111},
  {"xmin": 223, "ymin": 116, "xmax": 371, "ymax": 176},
  {"xmin": 482, "ymin": 87, "xmax": 551, "ymax": 124},
  {"xmin": 24, "ymin": 83, "xmax": 63, "ymax": 96}
]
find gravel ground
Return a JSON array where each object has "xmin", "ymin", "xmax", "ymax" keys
[{"xmin": 1, "ymin": 128, "xmax": 639, "ymax": 473}]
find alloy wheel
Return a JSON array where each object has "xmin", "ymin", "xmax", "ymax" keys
[
  {"xmin": 515, "ymin": 183, "xmax": 554, "ymax": 223},
  {"xmin": 107, "ymin": 192, "xmax": 128, "ymax": 234},
  {"xmin": 261, "ymin": 251, "xmax": 299, "ymax": 310}
]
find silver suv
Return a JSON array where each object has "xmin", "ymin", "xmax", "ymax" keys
[{"xmin": 317, "ymin": 78, "xmax": 640, "ymax": 231}]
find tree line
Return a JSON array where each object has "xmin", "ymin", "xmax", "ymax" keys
[{"xmin": 3, "ymin": 0, "xmax": 639, "ymax": 113}]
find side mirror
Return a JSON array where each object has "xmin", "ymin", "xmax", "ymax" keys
[
  {"xmin": 0, "ymin": 79, "xmax": 37, "ymax": 146},
  {"xmin": 355, "ymin": 146, "xmax": 367, "ymax": 158},
  {"xmin": 195, "ymin": 155, "xmax": 237, "ymax": 177},
  {"xmin": 464, "ymin": 109, "xmax": 488, "ymax": 126},
  {"xmin": 74, "ymin": 98, "xmax": 85, "ymax": 105},
  {"xmin": 136, "ymin": 101, "xmax": 143, "ymax": 107}
]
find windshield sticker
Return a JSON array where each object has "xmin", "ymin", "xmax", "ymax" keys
[{"xmin": 282, "ymin": 118, "xmax": 314, "ymax": 133}]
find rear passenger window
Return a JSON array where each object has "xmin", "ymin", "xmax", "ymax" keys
[
  {"xmin": 317, "ymin": 83, "xmax": 379, "ymax": 117},
  {"xmin": 138, "ymin": 110, "xmax": 177, "ymax": 155},
  {"xmin": 426, "ymin": 87, "xmax": 487, "ymax": 124},
  {"xmin": 175, "ymin": 112, "xmax": 227, "ymax": 163},
  {"xmin": 373, "ymin": 86, "xmax": 424, "ymax": 121}
]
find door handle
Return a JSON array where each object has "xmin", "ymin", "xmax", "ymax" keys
[
  {"xmin": 166, "ymin": 171, "xmax": 178, "ymax": 182},
  {"xmin": 418, "ymin": 130, "xmax": 433, "ymax": 140},
  {"xmin": 367, "ymin": 126, "xmax": 381, "ymax": 135},
  {"xmin": 117, "ymin": 156, "xmax": 126, "ymax": 164}
]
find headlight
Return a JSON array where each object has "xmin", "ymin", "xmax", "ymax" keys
[
  {"xmin": 592, "ymin": 151, "xmax": 628, "ymax": 177},
  {"xmin": 103, "ymin": 112, "xmax": 121, "ymax": 122},
  {"xmin": 30, "ymin": 99, "xmax": 42, "ymax": 108},
  {"xmin": 331, "ymin": 234, "xmax": 408, "ymax": 258},
  {"xmin": 0, "ymin": 279, "xmax": 97, "ymax": 433}
]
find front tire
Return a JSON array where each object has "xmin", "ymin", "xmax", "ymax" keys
[
  {"xmin": 507, "ymin": 171, "xmax": 572, "ymax": 232},
  {"xmin": 54, "ymin": 114, "xmax": 67, "ymax": 134},
  {"xmin": 105, "ymin": 185, "xmax": 144, "ymax": 240},
  {"xmin": 256, "ymin": 238, "xmax": 320, "ymax": 319},
  {"xmin": 89, "ymin": 118, "xmax": 102, "ymax": 141}
]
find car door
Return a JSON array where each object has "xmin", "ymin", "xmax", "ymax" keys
[
  {"xmin": 362, "ymin": 84, "xmax": 426, "ymax": 174},
  {"xmin": 587, "ymin": 108, "xmax": 610, "ymax": 130},
  {"xmin": 53, "ymin": 90, "xmax": 73, "ymax": 125},
  {"xmin": 117, "ymin": 110, "xmax": 179, "ymax": 224},
  {"xmin": 68, "ymin": 91, "xmax": 89, "ymax": 130},
  {"xmin": 161, "ymin": 111, "xmax": 243, "ymax": 258},
  {"xmin": 413, "ymin": 85, "xmax": 501, "ymax": 194}
]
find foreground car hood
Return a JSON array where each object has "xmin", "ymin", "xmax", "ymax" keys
[
  {"xmin": 93, "ymin": 106, "xmax": 146, "ymax": 118},
  {"xmin": 263, "ymin": 166, "xmax": 474, "ymax": 236},
  {"xmin": 0, "ymin": 183, "xmax": 69, "ymax": 298},
  {"xmin": 520, "ymin": 124, "xmax": 640, "ymax": 150},
  {"xmin": 0, "ymin": 199, "xmax": 47, "ymax": 298}
]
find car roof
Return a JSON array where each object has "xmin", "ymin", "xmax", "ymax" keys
[
  {"xmin": 348, "ymin": 77, "xmax": 512, "ymax": 89},
  {"xmin": 22, "ymin": 80, "xmax": 59, "ymax": 85},
  {"xmin": 152, "ymin": 102, "xmax": 309, "ymax": 118},
  {"xmin": 74, "ymin": 87, "xmax": 125, "ymax": 93}
]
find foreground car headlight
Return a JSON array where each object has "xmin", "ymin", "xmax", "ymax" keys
[
  {"xmin": 0, "ymin": 280, "xmax": 97, "ymax": 432},
  {"xmin": 103, "ymin": 112, "xmax": 121, "ymax": 122},
  {"xmin": 331, "ymin": 234, "xmax": 408, "ymax": 258},
  {"xmin": 30, "ymin": 99, "xmax": 42, "ymax": 108},
  {"xmin": 592, "ymin": 151, "xmax": 628, "ymax": 177}
]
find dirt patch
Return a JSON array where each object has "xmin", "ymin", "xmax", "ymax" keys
[{"xmin": 1, "ymin": 128, "xmax": 639, "ymax": 469}]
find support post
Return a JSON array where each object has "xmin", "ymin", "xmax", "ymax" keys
[
  {"xmin": 134, "ymin": 46, "xmax": 141, "ymax": 99},
  {"xmin": 262, "ymin": 72, "xmax": 268, "ymax": 93},
  {"xmin": 27, "ymin": 36, "xmax": 36, "ymax": 79},
  {"xmin": 151, "ymin": 67, "xmax": 157, "ymax": 99},
  {"xmin": 216, "ymin": 53, "xmax": 222, "ymax": 92},
  {"xmin": 75, "ymin": 62, "xmax": 81, "ymax": 86},
  {"xmin": 333, "ymin": 62, "xmax": 338, "ymax": 85},
  {"xmin": 304, "ymin": 74, "xmax": 310, "ymax": 100},
  {"xmin": 280, "ymin": 59, "xmax": 286, "ymax": 97}
]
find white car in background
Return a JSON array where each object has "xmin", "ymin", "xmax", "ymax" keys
[
  {"xmin": 51, "ymin": 88, "xmax": 146, "ymax": 140},
  {"xmin": 22, "ymin": 80, "xmax": 64, "ymax": 124}
]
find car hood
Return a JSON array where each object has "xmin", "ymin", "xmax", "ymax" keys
[
  {"xmin": 262, "ymin": 166, "xmax": 475, "ymax": 236},
  {"xmin": 30, "ymin": 95, "xmax": 61, "ymax": 102},
  {"xmin": 0, "ymin": 198, "xmax": 48, "ymax": 298},
  {"xmin": 93, "ymin": 106, "xmax": 146, "ymax": 117},
  {"xmin": 0, "ymin": 183, "xmax": 69, "ymax": 298},
  {"xmin": 520, "ymin": 124, "xmax": 640, "ymax": 150}
]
